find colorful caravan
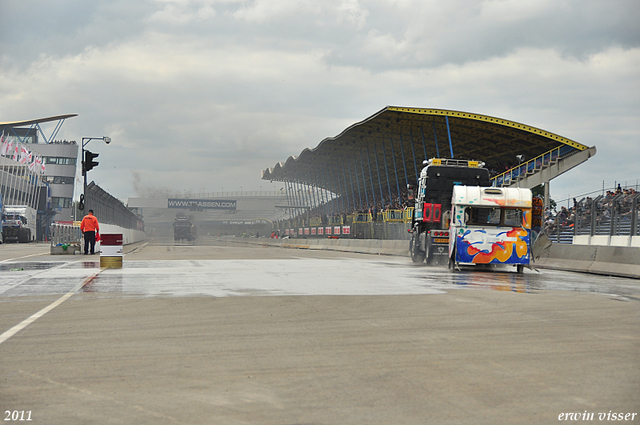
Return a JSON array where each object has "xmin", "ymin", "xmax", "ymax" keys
[{"xmin": 448, "ymin": 186, "xmax": 532, "ymax": 273}]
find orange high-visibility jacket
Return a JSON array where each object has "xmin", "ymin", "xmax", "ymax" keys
[{"xmin": 81, "ymin": 214, "xmax": 100, "ymax": 233}]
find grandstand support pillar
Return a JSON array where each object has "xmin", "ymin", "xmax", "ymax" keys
[
  {"xmin": 294, "ymin": 180, "xmax": 302, "ymax": 210},
  {"xmin": 409, "ymin": 129, "xmax": 418, "ymax": 183},
  {"xmin": 374, "ymin": 144, "xmax": 385, "ymax": 208},
  {"xmin": 309, "ymin": 174, "xmax": 317, "ymax": 210},
  {"xmin": 365, "ymin": 146, "xmax": 377, "ymax": 208},
  {"xmin": 354, "ymin": 156, "xmax": 363, "ymax": 209},
  {"xmin": 420, "ymin": 126, "xmax": 428, "ymax": 165},
  {"xmin": 342, "ymin": 158, "xmax": 355, "ymax": 211},
  {"xmin": 381, "ymin": 141, "xmax": 393, "ymax": 207},
  {"xmin": 359, "ymin": 150, "xmax": 369, "ymax": 209},
  {"xmin": 332, "ymin": 164, "xmax": 345, "ymax": 213},
  {"xmin": 318, "ymin": 170, "xmax": 330, "ymax": 216},
  {"xmin": 347, "ymin": 157, "xmax": 360, "ymax": 211},
  {"xmin": 284, "ymin": 182, "xmax": 292, "ymax": 219},
  {"xmin": 399, "ymin": 134, "xmax": 409, "ymax": 190},
  {"xmin": 544, "ymin": 180, "xmax": 550, "ymax": 210},
  {"xmin": 336, "ymin": 158, "xmax": 351, "ymax": 211},
  {"xmin": 445, "ymin": 116, "xmax": 454, "ymax": 158},
  {"xmin": 390, "ymin": 138, "xmax": 402, "ymax": 204},
  {"xmin": 432, "ymin": 119, "xmax": 440, "ymax": 158},
  {"xmin": 321, "ymin": 166, "xmax": 333, "ymax": 216}
]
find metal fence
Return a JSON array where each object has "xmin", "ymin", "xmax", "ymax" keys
[
  {"xmin": 86, "ymin": 182, "xmax": 143, "ymax": 230},
  {"xmin": 275, "ymin": 209, "xmax": 412, "ymax": 240},
  {"xmin": 49, "ymin": 222, "xmax": 82, "ymax": 246},
  {"xmin": 546, "ymin": 193, "xmax": 640, "ymax": 243}
]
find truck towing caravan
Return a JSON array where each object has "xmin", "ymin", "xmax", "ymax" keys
[
  {"xmin": 409, "ymin": 158, "xmax": 492, "ymax": 265},
  {"xmin": 448, "ymin": 186, "xmax": 532, "ymax": 273}
]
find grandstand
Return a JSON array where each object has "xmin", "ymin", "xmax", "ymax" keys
[{"xmin": 262, "ymin": 106, "xmax": 597, "ymax": 213}]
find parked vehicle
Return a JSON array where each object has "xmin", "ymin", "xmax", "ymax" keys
[{"xmin": 2, "ymin": 205, "xmax": 37, "ymax": 243}]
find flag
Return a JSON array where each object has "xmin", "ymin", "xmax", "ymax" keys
[
  {"xmin": 34, "ymin": 156, "xmax": 43, "ymax": 174},
  {"xmin": 13, "ymin": 143, "xmax": 20, "ymax": 161},
  {"xmin": 0, "ymin": 133, "xmax": 7, "ymax": 156},
  {"xmin": 5, "ymin": 139, "xmax": 14, "ymax": 158},
  {"xmin": 20, "ymin": 145, "xmax": 30, "ymax": 164}
]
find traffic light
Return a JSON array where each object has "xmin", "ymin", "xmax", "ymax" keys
[{"xmin": 82, "ymin": 150, "xmax": 99, "ymax": 175}]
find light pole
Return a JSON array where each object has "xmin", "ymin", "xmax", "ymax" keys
[{"xmin": 81, "ymin": 136, "xmax": 111, "ymax": 211}]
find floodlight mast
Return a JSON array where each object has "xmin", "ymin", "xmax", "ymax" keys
[{"xmin": 81, "ymin": 136, "xmax": 111, "ymax": 211}]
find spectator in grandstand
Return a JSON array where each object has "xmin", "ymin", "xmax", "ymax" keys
[{"xmin": 80, "ymin": 209, "xmax": 100, "ymax": 255}]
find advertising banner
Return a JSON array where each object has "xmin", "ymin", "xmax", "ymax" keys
[
  {"xmin": 317, "ymin": 227, "xmax": 324, "ymax": 235},
  {"xmin": 310, "ymin": 227, "xmax": 316, "ymax": 235},
  {"xmin": 342, "ymin": 225, "xmax": 351, "ymax": 235},
  {"xmin": 168, "ymin": 199, "xmax": 236, "ymax": 210},
  {"xmin": 304, "ymin": 228, "xmax": 310, "ymax": 235},
  {"xmin": 298, "ymin": 228, "xmax": 303, "ymax": 235},
  {"xmin": 326, "ymin": 226, "xmax": 332, "ymax": 235},
  {"xmin": 334, "ymin": 226, "xmax": 341, "ymax": 235}
]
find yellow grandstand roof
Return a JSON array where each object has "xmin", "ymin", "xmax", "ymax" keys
[{"xmin": 262, "ymin": 106, "xmax": 589, "ymax": 186}]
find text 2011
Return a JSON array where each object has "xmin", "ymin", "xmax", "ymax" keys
[{"xmin": 4, "ymin": 411, "xmax": 32, "ymax": 421}]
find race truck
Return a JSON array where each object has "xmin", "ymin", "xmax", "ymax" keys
[
  {"xmin": 174, "ymin": 215, "xmax": 197, "ymax": 242},
  {"xmin": 408, "ymin": 158, "xmax": 492, "ymax": 265},
  {"xmin": 448, "ymin": 185, "xmax": 532, "ymax": 273},
  {"xmin": 2, "ymin": 205, "xmax": 37, "ymax": 243}
]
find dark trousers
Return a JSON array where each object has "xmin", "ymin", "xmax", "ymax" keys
[{"xmin": 84, "ymin": 231, "xmax": 96, "ymax": 254}]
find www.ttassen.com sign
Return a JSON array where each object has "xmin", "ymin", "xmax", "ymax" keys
[{"xmin": 167, "ymin": 199, "xmax": 236, "ymax": 210}]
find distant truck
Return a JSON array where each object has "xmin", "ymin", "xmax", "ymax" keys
[
  {"xmin": 409, "ymin": 158, "xmax": 492, "ymax": 265},
  {"xmin": 174, "ymin": 215, "xmax": 197, "ymax": 242},
  {"xmin": 448, "ymin": 186, "xmax": 533, "ymax": 273},
  {"xmin": 2, "ymin": 205, "xmax": 37, "ymax": 243}
]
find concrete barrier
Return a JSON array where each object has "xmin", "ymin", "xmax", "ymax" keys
[
  {"xmin": 99, "ymin": 224, "xmax": 146, "ymax": 245},
  {"xmin": 234, "ymin": 237, "xmax": 640, "ymax": 279},
  {"xmin": 534, "ymin": 244, "xmax": 640, "ymax": 279}
]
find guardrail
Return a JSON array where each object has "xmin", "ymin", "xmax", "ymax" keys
[{"xmin": 493, "ymin": 146, "xmax": 571, "ymax": 187}]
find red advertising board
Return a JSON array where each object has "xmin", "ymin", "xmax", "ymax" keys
[{"xmin": 342, "ymin": 225, "xmax": 351, "ymax": 235}]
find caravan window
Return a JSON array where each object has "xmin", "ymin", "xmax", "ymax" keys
[
  {"xmin": 503, "ymin": 209, "xmax": 523, "ymax": 226},
  {"xmin": 467, "ymin": 207, "xmax": 501, "ymax": 225},
  {"xmin": 466, "ymin": 207, "xmax": 523, "ymax": 227}
]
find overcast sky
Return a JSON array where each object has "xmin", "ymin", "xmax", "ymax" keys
[{"xmin": 1, "ymin": 0, "xmax": 638, "ymax": 205}]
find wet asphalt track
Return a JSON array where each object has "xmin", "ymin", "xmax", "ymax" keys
[{"xmin": 0, "ymin": 238, "xmax": 638, "ymax": 424}]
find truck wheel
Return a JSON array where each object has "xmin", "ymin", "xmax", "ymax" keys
[
  {"xmin": 410, "ymin": 232, "xmax": 426, "ymax": 263},
  {"xmin": 448, "ymin": 246, "xmax": 456, "ymax": 271}
]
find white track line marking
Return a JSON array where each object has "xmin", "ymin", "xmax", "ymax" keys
[
  {"xmin": 0, "ymin": 250, "xmax": 51, "ymax": 263},
  {"xmin": 0, "ymin": 268, "xmax": 105, "ymax": 346}
]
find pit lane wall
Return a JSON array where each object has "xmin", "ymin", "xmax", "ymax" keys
[
  {"xmin": 245, "ymin": 237, "xmax": 640, "ymax": 279},
  {"xmin": 50, "ymin": 223, "xmax": 146, "ymax": 255}
]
